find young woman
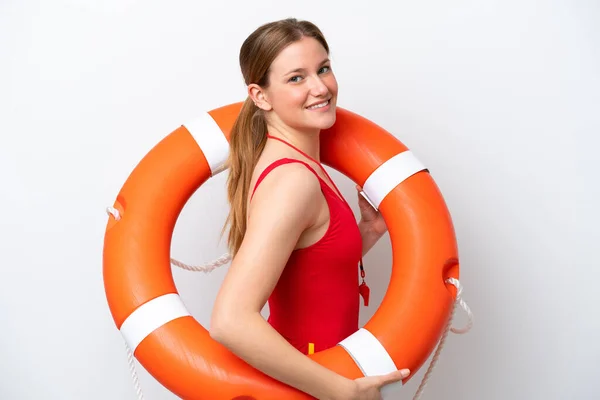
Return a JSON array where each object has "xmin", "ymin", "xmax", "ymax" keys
[{"xmin": 210, "ymin": 18, "xmax": 410, "ymax": 400}]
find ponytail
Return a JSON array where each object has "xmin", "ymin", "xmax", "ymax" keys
[
  {"xmin": 223, "ymin": 17, "xmax": 330, "ymax": 256},
  {"xmin": 223, "ymin": 97, "xmax": 268, "ymax": 256}
]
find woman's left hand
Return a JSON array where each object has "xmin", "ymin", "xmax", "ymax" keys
[{"xmin": 356, "ymin": 185, "xmax": 388, "ymax": 236}]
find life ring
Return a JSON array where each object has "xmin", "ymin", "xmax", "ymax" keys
[{"xmin": 103, "ymin": 102, "xmax": 459, "ymax": 400}]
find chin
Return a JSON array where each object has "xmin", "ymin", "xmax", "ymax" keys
[
  {"xmin": 319, "ymin": 115, "xmax": 337, "ymax": 130},
  {"xmin": 305, "ymin": 110, "xmax": 337, "ymax": 131},
  {"xmin": 301, "ymin": 119, "xmax": 336, "ymax": 132}
]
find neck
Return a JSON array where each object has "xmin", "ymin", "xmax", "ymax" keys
[{"xmin": 266, "ymin": 124, "xmax": 321, "ymax": 162}]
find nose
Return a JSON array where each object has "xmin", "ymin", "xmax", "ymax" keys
[{"xmin": 309, "ymin": 75, "xmax": 328, "ymax": 97}]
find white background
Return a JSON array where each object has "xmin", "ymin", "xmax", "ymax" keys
[{"xmin": 1, "ymin": 0, "xmax": 598, "ymax": 399}]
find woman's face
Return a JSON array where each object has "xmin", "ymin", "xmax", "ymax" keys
[{"xmin": 257, "ymin": 37, "xmax": 338, "ymax": 134}]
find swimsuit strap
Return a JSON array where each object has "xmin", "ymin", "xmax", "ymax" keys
[
  {"xmin": 266, "ymin": 134, "xmax": 349, "ymax": 209},
  {"xmin": 250, "ymin": 158, "xmax": 322, "ymax": 202}
]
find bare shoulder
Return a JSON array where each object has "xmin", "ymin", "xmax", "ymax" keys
[{"xmin": 248, "ymin": 161, "xmax": 322, "ymax": 226}]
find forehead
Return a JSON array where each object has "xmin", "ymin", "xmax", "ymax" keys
[{"xmin": 269, "ymin": 37, "xmax": 328, "ymax": 75}]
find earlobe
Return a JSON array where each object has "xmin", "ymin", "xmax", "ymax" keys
[
  {"xmin": 248, "ymin": 84, "xmax": 272, "ymax": 111},
  {"xmin": 260, "ymin": 97, "xmax": 273, "ymax": 111}
]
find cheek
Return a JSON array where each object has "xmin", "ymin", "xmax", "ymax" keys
[
  {"xmin": 326, "ymin": 75, "xmax": 339, "ymax": 96},
  {"xmin": 269, "ymin": 87, "xmax": 308, "ymax": 125},
  {"xmin": 288, "ymin": 88, "xmax": 308, "ymax": 108},
  {"xmin": 274, "ymin": 88, "xmax": 307, "ymax": 112}
]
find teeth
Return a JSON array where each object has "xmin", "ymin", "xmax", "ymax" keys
[{"xmin": 308, "ymin": 100, "xmax": 329, "ymax": 110}]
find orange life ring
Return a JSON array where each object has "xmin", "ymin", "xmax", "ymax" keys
[{"xmin": 103, "ymin": 102, "xmax": 459, "ymax": 400}]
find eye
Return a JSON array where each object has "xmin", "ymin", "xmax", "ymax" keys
[
  {"xmin": 288, "ymin": 75, "xmax": 303, "ymax": 83},
  {"xmin": 319, "ymin": 65, "xmax": 331, "ymax": 74}
]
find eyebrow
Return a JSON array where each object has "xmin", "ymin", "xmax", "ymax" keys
[{"xmin": 283, "ymin": 58, "xmax": 330, "ymax": 76}]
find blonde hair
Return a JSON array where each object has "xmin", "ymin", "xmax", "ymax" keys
[{"xmin": 223, "ymin": 18, "xmax": 330, "ymax": 257}]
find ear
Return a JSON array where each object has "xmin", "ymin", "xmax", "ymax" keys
[{"xmin": 248, "ymin": 83, "xmax": 273, "ymax": 111}]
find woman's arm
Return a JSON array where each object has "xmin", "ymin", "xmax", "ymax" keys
[{"xmin": 210, "ymin": 164, "xmax": 354, "ymax": 400}]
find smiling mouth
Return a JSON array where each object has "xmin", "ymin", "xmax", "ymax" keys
[{"xmin": 306, "ymin": 100, "xmax": 330, "ymax": 110}]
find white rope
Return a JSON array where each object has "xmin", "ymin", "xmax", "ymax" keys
[
  {"xmin": 106, "ymin": 206, "xmax": 121, "ymax": 220},
  {"xmin": 124, "ymin": 339, "xmax": 144, "ymax": 400},
  {"xmin": 411, "ymin": 277, "xmax": 473, "ymax": 400},
  {"xmin": 170, "ymin": 253, "xmax": 231, "ymax": 272},
  {"xmin": 106, "ymin": 206, "xmax": 231, "ymax": 272}
]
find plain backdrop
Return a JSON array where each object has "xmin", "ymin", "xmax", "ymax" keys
[{"xmin": 1, "ymin": 0, "xmax": 598, "ymax": 399}]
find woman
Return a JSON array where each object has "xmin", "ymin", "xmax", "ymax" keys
[{"xmin": 210, "ymin": 18, "xmax": 410, "ymax": 400}]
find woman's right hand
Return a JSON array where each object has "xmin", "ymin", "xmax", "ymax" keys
[{"xmin": 342, "ymin": 368, "xmax": 410, "ymax": 400}]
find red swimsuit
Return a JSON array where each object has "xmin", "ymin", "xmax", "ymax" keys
[{"xmin": 250, "ymin": 135, "xmax": 364, "ymax": 354}]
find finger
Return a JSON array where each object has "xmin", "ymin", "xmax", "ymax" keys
[
  {"xmin": 379, "ymin": 369, "xmax": 410, "ymax": 386},
  {"xmin": 357, "ymin": 191, "xmax": 370, "ymax": 209},
  {"xmin": 357, "ymin": 190, "xmax": 371, "ymax": 207}
]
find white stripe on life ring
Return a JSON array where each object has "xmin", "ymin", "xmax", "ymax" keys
[
  {"xmin": 184, "ymin": 113, "xmax": 230, "ymax": 176},
  {"xmin": 362, "ymin": 150, "xmax": 426, "ymax": 210},
  {"xmin": 120, "ymin": 293, "xmax": 191, "ymax": 352},
  {"xmin": 338, "ymin": 328, "xmax": 399, "ymax": 378}
]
